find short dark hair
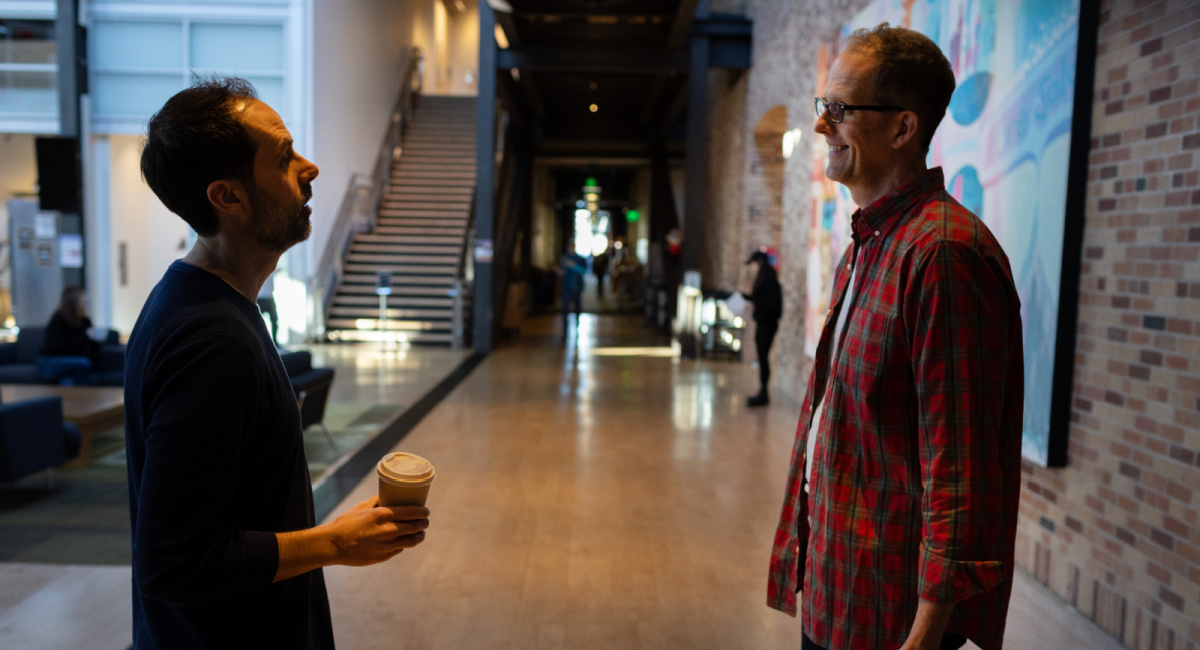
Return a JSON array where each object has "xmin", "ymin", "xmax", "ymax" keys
[
  {"xmin": 843, "ymin": 23, "xmax": 956, "ymax": 153},
  {"xmin": 140, "ymin": 77, "xmax": 260, "ymax": 236}
]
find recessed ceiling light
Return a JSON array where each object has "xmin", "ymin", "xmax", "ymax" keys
[
  {"xmin": 589, "ymin": 82, "xmax": 597, "ymax": 90},
  {"xmin": 589, "ymin": 104, "xmax": 598, "ymax": 113}
]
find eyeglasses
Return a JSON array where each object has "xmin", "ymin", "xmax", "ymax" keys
[{"xmin": 814, "ymin": 97, "xmax": 907, "ymax": 124}]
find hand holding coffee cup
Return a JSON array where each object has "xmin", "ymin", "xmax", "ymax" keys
[{"xmin": 377, "ymin": 452, "xmax": 435, "ymax": 507}]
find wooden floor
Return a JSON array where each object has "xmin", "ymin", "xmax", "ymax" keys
[{"xmin": 0, "ymin": 313, "xmax": 1125, "ymax": 649}]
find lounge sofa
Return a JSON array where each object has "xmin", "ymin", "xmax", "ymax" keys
[
  {"xmin": 0, "ymin": 326, "xmax": 125, "ymax": 386},
  {"xmin": 0, "ymin": 394, "xmax": 81, "ymax": 484}
]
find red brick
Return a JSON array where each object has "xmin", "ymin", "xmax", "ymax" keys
[
  {"xmin": 1149, "ymin": 86, "xmax": 1172, "ymax": 103},
  {"xmin": 1147, "ymin": 560, "xmax": 1172, "ymax": 584},
  {"xmin": 1164, "ymin": 516, "xmax": 1189, "ymax": 539},
  {"xmin": 1168, "ymin": 153, "xmax": 1193, "ymax": 170},
  {"xmin": 1166, "ymin": 481, "xmax": 1192, "ymax": 503},
  {"xmin": 1159, "ymin": 585, "xmax": 1185, "ymax": 611},
  {"xmin": 1150, "ymin": 527, "xmax": 1175, "ymax": 550},
  {"xmin": 1166, "ymin": 318, "xmax": 1193, "ymax": 335}
]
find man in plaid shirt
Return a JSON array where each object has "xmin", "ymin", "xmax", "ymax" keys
[{"xmin": 768, "ymin": 24, "xmax": 1024, "ymax": 650}]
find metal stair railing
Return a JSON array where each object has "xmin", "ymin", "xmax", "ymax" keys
[
  {"xmin": 309, "ymin": 46, "xmax": 422, "ymax": 341},
  {"xmin": 450, "ymin": 187, "xmax": 477, "ymax": 350}
]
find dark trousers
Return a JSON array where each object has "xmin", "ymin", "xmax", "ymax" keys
[
  {"xmin": 561, "ymin": 291, "xmax": 582, "ymax": 332},
  {"xmin": 755, "ymin": 319, "xmax": 778, "ymax": 392},
  {"xmin": 257, "ymin": 297, "xmax": 279, "ymax": 345},
  {"xmin": 801, "ymin": 632, "xmax": 967, "ymax": 650}
]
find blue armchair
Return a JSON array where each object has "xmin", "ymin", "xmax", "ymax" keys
[{"xmin": 0, "ymin": 395, "xmax": 82, "ymax": 483}]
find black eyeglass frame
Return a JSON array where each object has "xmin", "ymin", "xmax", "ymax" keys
[{"xmin": 814, "ymin": 97, "xmax": 908, "ymax": 123}]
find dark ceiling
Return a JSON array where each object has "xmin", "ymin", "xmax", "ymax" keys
[{"xmin": 496, "ymin": 0, "xmax": 700, "ymax": 157}]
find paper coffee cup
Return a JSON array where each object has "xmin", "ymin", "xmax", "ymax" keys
[{"xmin": 377, "ymin": 452, "xmax": 435, "ymax": 507}]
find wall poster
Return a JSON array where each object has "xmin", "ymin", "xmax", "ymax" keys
[{"xmin": 806, "ymin": 0, "xmax": 1097, "ymax": 466}]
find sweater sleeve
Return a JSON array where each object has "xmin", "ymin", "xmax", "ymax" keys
[{"xmin": 132, "ymin": 334, "xmax": 279, "ymax": 605}]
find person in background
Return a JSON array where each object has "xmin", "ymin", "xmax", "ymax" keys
[
  {"xmin": 257, "ymin": 269, "xmax": 280, "ymax": 346},
  {"xmin": 128, "ymin": 77, "xmax": 430, "ymax": 649},
  {"xmin": 41, "ymin": 286, "xmax": 102, "ymax": 364},
  {"xmin": 767, "ymin": 24, "xmax": 1024, "ymax": 650},
  {"xmin": 742, "ymin": 250, "xmax": 782, "ymax": 407},
  {"xmin": 592, "ymin": 248, "xmax": 610, "ymax": 300},
  {"xmin": 560, "ymin": 241, "xmax": 587, "ymax": 336}
]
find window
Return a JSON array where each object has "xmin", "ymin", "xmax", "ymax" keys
[
  {"xmin": 90, "ymin": 17, "xmax": 287, "ymax": 131},
  {"xmin": 0, "ymin": 18, "xmax": 58, "ymax": 128}
]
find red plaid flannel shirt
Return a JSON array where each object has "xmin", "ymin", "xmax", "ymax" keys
[{"xmin": 767, "ymin": 168, "xmax": 1024, "ymax": 650}]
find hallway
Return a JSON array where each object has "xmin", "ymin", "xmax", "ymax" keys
[{"xmin": 322, "ymin": 314, "xmax": 1122, "ymax": 650}]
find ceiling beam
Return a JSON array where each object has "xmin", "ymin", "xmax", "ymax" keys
[
  {"xmin": 666, "ymin": 0, "xmax": 701, "ymax": 49},
  {"xmin": 497, "ymin": 46, "xmax": 688, "ymax": 73}
]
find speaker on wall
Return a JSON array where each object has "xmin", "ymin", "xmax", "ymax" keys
[{"xmin": 35, "ymin": 136, "xmax": 81, "ymax": 213}]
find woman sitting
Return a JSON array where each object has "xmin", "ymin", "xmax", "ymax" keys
[{"xmin": 38, "ymin": 287, "xmax": 103, "ymax": 383}]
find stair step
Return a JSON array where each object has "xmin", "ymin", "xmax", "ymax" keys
[
  {"xmin": 394, "ymin": 163, "xmax": 476, "ymax": 172},
  {"xmin": 348, "ymin": 263, "xmax": 458, "ymax": 277},
  {"xmin": 383, "ymin": 192, "xmax": 473, "ymax": 201},
  {"xmin": 390, "ymin": 169, "xmax": 476, "ymax": 178},
  {"xmin": 337, "ymin": 283, "xmax": 457, "ymax": 295},
  {"xmin": 355, "ymin": 233, "xmax": 462, "ymax": 245},
  {"xmin": 347, "ymin": 253, "xmax": 457, "ymax": 265},
  {"xmin": 335, "ymin": 295, "xmax": 454, "ymax": 307},
  {"xmin": 329, "ymin": 306, "xmax": 451, "ymax": 319},
  {"xmin": 387, "ymin": 181, "xmax": 475, "ymax": 190},
  {"xmin": 385, "ymin": 184, "xmax": 474, "ymax": 193},
  {"xmin": 401, "ymin": 142, "xmax": 476, "ymax": 150},
  {"xmin": 325, "ymin": 317, "xmax": 449, "ymax": 332},
  {"xmin": 377, "ymin": 204, "xmax": 470, "ymax": 212},
  {"xmin": 351, "ymin": 242, "xmax": 459, "ymax": 253},
  {"xmin": 399, "ymin": 152, "xmax": 475, "ymax": 160},
  {"xmin": 375, "ymin": 221, "xmax": 467, "ymax": 231},
  {"xmin": 375, "ymin": 227, "xmax": 466, "ymax": 237}
]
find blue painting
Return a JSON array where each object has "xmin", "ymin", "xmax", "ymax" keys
[{"xmin": 807, "ymin": 0, "xmax": 1086, "ymax": 466}]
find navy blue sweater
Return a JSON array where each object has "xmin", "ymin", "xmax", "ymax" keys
[{"xmin": 124, "ymin": 261, "xmax": 333, "ymax": 649}]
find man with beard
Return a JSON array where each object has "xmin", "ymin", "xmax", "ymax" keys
[{"xmin": 126, "ymin": 78, "xmax": 430, "ymax": 648}]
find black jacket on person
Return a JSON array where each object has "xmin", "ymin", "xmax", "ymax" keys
[
  {"xmin": 745, "ymin": 263, "xmax": 782, "ymax": 323},
  {"xmin": 42, "ymin": 312, "xmax": 101, "ymax": 362}
]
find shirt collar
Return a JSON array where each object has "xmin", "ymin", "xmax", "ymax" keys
[{"xmin": 850, "ymin": 167, "xmax": 946, "ymax": 240}]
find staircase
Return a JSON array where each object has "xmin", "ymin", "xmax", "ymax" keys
[{"xmin": 325, "ymin": 96, "xmax": 476, "ymax": 344}]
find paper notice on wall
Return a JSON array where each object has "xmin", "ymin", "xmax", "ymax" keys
[
  {"xmin": 34, "ymin": 214, "xmax": 56, "ymax": 239},
  {"xmin": 59, "ymin": 233, "xmax": 83, "ymax": 268}
]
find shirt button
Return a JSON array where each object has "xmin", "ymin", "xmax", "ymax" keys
[{"xmin": 874, "ymin": 230, "xmax": 880, "ymax": 237}]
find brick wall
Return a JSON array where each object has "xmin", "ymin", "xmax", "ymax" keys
[
  {"xmin": 705, "ymin": 0, "xmax": 1200, "ymax": 647},
  {"xmin": 1014, "ymin": 2, "xmax": 1200, "ymax": 648}
]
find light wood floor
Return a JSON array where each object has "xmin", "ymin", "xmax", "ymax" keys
[{"xmin": 322, "ymin": 314, "xmax": 1125, "ymax": 650}]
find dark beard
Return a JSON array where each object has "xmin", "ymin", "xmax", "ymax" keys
[{"xmin": 248, "ymin": 191, "xmax": 311, "ymax": 252}]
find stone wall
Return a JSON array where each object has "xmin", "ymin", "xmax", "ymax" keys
[{"xmin": 705, "ymin": 0, "xmax": 1200, "ymax": 648}]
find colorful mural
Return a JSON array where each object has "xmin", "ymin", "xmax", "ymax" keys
[{"xmin": 806, "ymin": 0, "xmax": 1084, "ymax": 465}]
